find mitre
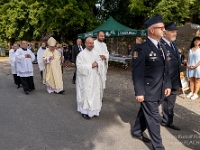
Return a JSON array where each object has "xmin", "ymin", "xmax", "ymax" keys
[{"xmin": 47, "ymin": 37, "xmax": 56, "ymax": 46}]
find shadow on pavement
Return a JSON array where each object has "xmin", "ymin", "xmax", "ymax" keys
[{"xmin": 0, "ymin": 61, "xmax": 132, "ymax": 150}]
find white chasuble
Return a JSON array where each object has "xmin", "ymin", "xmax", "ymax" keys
[
  {"xmin": 43, "ymin": 49, "xmax": 63, "ymax": 91},
  {"xmin": 15, "ymin": 48, "xmax": 35, "ymax": 77},
  {"xmin": 76, "ymin": 48, "xmax": 103, "ymax": 116},
  {"xmin": 94, "ymin": 40, "xmax": 109, "ymax": 99}
]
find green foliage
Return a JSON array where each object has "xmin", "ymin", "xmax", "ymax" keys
[
  {"xmin": 0, "ymin": 0, "xmax": 200, "ymax": 43},
  {"xmin": 150, "ymin": 0, "xmax": 193, "ymax": 23},
  {"xmin": 0, "ymin": 37, "xmax": 7, "ymax": 49},
  {"xmin": 129, "ymin": 0, "xmax": 200, "ymax": 26},
  {"xmin": 0, "ymin": 0, "xmax": 100, "ymax": 42}
]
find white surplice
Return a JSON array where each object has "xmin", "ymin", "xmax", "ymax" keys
[
  {"xmin": 15, "ymin": 48, "xmax": 35, "ymax": 77},
  {"xmin": 94, "ymin": 40, "xmax": 109, "ymax": 100},
  {"xmin": 37, "ymin": 47, "xmax": 46, "ymax": 71},
  {"xmin": 9, "ymin": 49, "xmax": 18, "ymax": 74},
  {"xmin": 76, "ymin": 48, "xmax": 103, "ymax": 117}
]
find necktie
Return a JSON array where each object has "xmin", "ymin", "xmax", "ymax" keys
[
  {"xmin": 170, "ymin": 43, "xmax": 177, "ymax": 56},
  {"xmin": 157, "ymin": 42, "xmax": 165, "ymax": 61},
  {"xmin": 79, "ymin": 46, "xmax": 82, "ymax": 51},
  {"xmin": 157, "ymin": 42, "xmax": 161, "ymax": 50}
]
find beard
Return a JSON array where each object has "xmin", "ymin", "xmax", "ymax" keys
[
  {"xmin": 171, "ymin": 37, "xmax": 176, "ymax": 42},
  {"xmin": 97, "ymin": 38, "xmax": 103, "ymax": 42}
]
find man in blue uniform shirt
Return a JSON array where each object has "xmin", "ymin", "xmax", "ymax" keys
[
  {"xmin": 160, "ymin": 21, "xmax": 181, "ymax": 130},
  {"xmin": 131, "ymin": 15, "xmax": 171, "ymax": 150}
]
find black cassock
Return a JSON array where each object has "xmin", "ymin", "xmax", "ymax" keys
[
  {"xmin": 20, "ymin": 76, "xmax": 35, "ymax": 92},
  {"xmin": 13, "ymin": 74, "xmax": 21, "ymax": 87}
]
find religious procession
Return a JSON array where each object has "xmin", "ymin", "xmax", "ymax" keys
[{"xmin": 1, "ymin": 0, "xmax": 200, "ymax": 150}]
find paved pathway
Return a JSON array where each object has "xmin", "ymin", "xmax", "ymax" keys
[{"xmin": 0, "ymin": 58, "xmax": 199, "ymax": 150}]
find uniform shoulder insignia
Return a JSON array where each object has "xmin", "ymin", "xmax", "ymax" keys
[{"xmin": 133, "ymin": 51, "xmax": 138, "ymax": 59}]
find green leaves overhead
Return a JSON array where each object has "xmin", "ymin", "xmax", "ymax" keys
[
  {"xmin": 0, "ymin": 0, "xmax": 200, "ymax": 43},
  {"xmin": 0, "ymin": 0, "xmax": 98, "ymax": 41},
  {"xmin": 129, "ymin": 0, "xmax": 200, "ymax": 24}
]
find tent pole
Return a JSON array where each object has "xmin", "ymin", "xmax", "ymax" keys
[{"xmin": 117, "ymin": 37, "xmax": 118, "ymax": 54}]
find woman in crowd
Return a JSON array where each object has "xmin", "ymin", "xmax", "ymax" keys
[{"xmin": 186, "ymin": 36, "xmax": 200, "ymax": 100}]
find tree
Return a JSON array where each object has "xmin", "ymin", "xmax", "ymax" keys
[
  {"xmin": 97, "ymin": 0, "xmax": 143, "ymax": 29},
  {"xmin": 28, "ymin": 0, "xmax": 100, "ymax": 42},
  {"xmin": 150, "ymin": 0, "xmax": 193, "ymax": 23},
  {"xmin": 129, "ymin": 0, "xmax": 200, "ymax": 27},
  {"xmin": 0, "ymin": 0, "xmax": 34, "ymax": 44},
  {"xmin": 0, "ymin": 0, "xmax": 101, "ymax": 44},
  {"xmin": 190, "ymin": 0, "xmax": 200, "ymax": 24}
]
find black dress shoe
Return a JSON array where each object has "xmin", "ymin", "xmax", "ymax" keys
[
  {"xmin": 17, "ymin": 85, "xmax": 20, "ymax": 89},
  {"xmin": 132, "ymin": 134, "xmax": 151, "ymax": 143},
  {"xmin": 25, "ymin": 91, "xmax": 29, "ymax": 94},
  {"xmin": 57, "ymin": 90, "xmax": 64, "ymax": 94},
  {"xmin": 82, "ymin": 114, "xmax": 90, "ymax": 120},
  {"xmin": 72, "ymin": 80, "xmax": 75, "ymax": 84},
  {"xmin": 162, "ymin": 124, "xmax": 180, "ymax": 131}
]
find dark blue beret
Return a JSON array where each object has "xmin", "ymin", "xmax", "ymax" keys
[
  {"xmin": 144, "ymin": 15, "xmax": 163, "ymax": 28},
  {"xmin": 165, "ymin": 21, "xmax": 178, "ymax": 30}
]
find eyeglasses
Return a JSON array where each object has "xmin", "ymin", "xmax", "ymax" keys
[{"xmin": 153, "ymin": 26, "xmax": 165, "ymax": 30}]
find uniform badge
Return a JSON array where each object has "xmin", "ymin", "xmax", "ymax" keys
[
  {"xmin": 149, "ymin": 51, "xmax": 153, "ymax": 56},
  {"xmin": 149, "ymin": 51, "xmax": 157, "ymax": 61},
  {"xmin": 133, "ymin": 51, "xmax": 138, "ymax": 59},
  {"xmin": 166, "ymin": 51, "xmax": 171, "ymax": 61},
  {"xmin": 166, "ymin": 51, "xmax": 170, "ymax": 56},
  {"xmin": 149, "ymin": 51, "xmax": 156, "ymax": 57}
]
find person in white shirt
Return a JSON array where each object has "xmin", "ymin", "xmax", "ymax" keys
[
  {"xmin": 37, "ymin": 42, "xmax": 47, "ymax": 79},
  {"xmin": 15, "ymin": 40, "xmax": 35, "ymax": 94},
  {"xmin": 9, "ymin": 43, "xmax": 21, "ymax": 88},
  {"xmin": 94, "ymin": 31, "xmax": 109, "ymax": 101},
  {"xmin": 76, "ymin": 37, "xmax": 104, "ymax": 119}
]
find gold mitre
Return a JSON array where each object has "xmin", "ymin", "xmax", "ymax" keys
[{"xmin": 47, "ymin": 37, "xmax": 56, "ymax": 46}]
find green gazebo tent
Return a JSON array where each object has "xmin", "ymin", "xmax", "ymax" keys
[{"xmin": 78, "ymin": 16, "xmax": 146, "ymax": 39}]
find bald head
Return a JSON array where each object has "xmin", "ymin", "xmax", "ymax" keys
[{"xmin": 85, "ymin": 37, "xmax": 94, "ymax": 51}]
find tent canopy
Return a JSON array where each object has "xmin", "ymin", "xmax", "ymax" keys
[{"xmin": 78, "ymin": 17, "xmax": 146, "ymax": 39}]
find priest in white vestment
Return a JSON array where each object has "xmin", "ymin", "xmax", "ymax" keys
[
  {"xmin": 37, "ymin": 42, "xmax": 47, "ymax": 79},
  {"xmin": 76, "ymin": 37, "xmax": 104, "ymax": 119},
  {"xmin": 9, "ymin": 43, "xmax": 21, "ymax": 88},
  {"xmin": 43, "ymin": 37, "xmax": 64, "ymax": 94},
  {"xmin": 94, "ymin": 31, "xmax": 109, "ymax": 101},
  {"xmin": 15, "ymin": 41, "xmax": 35, "ymax": 94}
]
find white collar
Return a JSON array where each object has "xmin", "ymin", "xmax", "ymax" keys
[
  {"xmin": 162, "ymin": 37, "xmax": 171, "ymax": 46},
  {"xmin": 148, "ymin": 36, "xmax": 159, "ymax": 48}
]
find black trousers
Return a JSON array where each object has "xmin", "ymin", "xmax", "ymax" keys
[
  {"xmin": 132, "ymin": 101, "xmax": 165, "ymax": 150},
  {"xmin": 161, "ymin": 89, "xmax": 176, "ymax": 126},
  {"xmin": 20, "ymin": 76, "xmax": 35, "ymax": 92},
  {"xmin": 40, "ymin": 71, "xmax": 43, "ymax": 79},
  {"xmin": 13, "ymin": 74, "xmax": 21, "ymax": 86},
  {"xmin": 72, "ymin": 68, "xmax": 76, "ymax": 82}
]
